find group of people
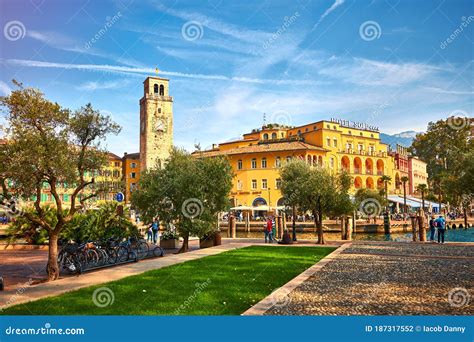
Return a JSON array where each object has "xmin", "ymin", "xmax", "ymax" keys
[
  {"xmin": 428, "ymin": 215, "xmax": 447, "ymax": 243},
  {"xmin": 263, "ymin": 216, "xmax": 277, "ymax": 243},
  {"xmin": 146, "ymin": 218, "xmax": 160, "ymax": 244}
]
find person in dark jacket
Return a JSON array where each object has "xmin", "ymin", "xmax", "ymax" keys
[{"xmin": 428, "ymin": 216, "xmax": 436, "ymax": 242}]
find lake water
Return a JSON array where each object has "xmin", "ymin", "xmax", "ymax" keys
[{"xmin": 234, "ymin": 228, "xmax": 474, "ymax": 242}]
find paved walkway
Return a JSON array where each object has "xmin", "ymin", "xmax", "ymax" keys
[
  {"xmin": 264, "ymin": 241, "xmax": 473, "ymax": 315},
  {"xmin": 0, "ymin": 242, "xmax": 253, "ymax": 310}
]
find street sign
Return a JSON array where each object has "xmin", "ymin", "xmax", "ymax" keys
[{"xmin": 115, "ymin": 192, "xmax": 124, "ymax": 202}]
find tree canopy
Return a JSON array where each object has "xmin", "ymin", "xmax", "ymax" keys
[
  {"xmin": 132, "ymin": 148, "xmax": 233, "ymax": 252},
  {"xmin": 0, "ymin": 81, "xmax": 120, "ymax": 279},
  {"xmin": 411, "ymin": 117, "xmax": 473, "ymax": 208},
  {"xmin": 280, "ymin": 159, "xmax": 353, "ymax": 244}
]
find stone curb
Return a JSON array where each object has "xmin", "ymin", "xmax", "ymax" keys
[{"xmin": 241, "ymin": 242, "xmax": 353, "ymax": 316}]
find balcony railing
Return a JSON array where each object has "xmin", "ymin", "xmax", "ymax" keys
[
  {"xmin": 377, "ymin": 170, "xmax": 384, "ymax": 176},
  {"xmin": 354, "ymin": 168, "xmax": 361, "ymax": 174},
  {"xmin": 338, "ymin": 150, "xmax": 387, "ymax": 158}
]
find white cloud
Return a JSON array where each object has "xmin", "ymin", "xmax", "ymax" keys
[
  {"xmin": 318, "ymin": 58, "xmax": 440, "ymax": 86},
  {"xmin": 312, "ymin": 0, "xmax": 346, "ymax": 30},
  {"xmin": 0, "ymin": 81, "xmax": 11, "ymax": 96},
  {"xmin": 76, "ymin": 80, "xmax": 129, "ymax": 91},
  {"xmin": 3, "ymin": 59, "xmax": 319, "ymax": 85}
]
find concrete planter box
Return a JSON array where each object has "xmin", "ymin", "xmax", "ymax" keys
[
  {"xmin": 160, "ymin": 238, "xmax": 180, "ymax": 249},
  {"xmin": 200, "ymin": 232, "xmax": 222, "ymax": 249},
  {"xmin": 199, "ymin": 238, "xmax": 214, "ymax": 249}
]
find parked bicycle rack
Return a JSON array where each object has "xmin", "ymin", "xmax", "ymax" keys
[{"xmin": 59, "ymin": 245, "xmax": 164, "ymax": 275}]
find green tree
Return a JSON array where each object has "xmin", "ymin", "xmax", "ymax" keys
[
  {"xmin": 354, "ymin": 188, "xmax": 386, "ymax": 218},
  {"xmin": 0, "ymin": 82, "xmax": 120, "ymax": 280},
  {"xmin": 132, "ymin": 148, "xmax": 233, "ymax": 252},
  {"xmin": 380, "ymin": 175, "xmax": 392, "ymax": 204},
  {"xmin": 280, "ymin": 160, "xmax": 353, "ymax": 244},
  {"xmin": 416, "ymin": 183, "xmax": 428, "ymax": 214},
  {"xmin": 411, "ymin": 117, "xmax": 473, "ymax": 212}
]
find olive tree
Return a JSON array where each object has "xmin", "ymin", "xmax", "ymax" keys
[
  {"xmin": 0, "ymin": 82, "xmax": 120, "ymax": 280},
  {"xmin": 280, "ymin": 160, "xmax": 353, "ymax": 244},
  {"xmin": 132, "ymin": 148, "xmax": 233, "ymax": 253}
]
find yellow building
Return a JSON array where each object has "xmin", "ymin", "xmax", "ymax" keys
[
  {"xmin": 193, "ymin": 119, "xmax": 396, "ymax": 208},
  {"xmin": 94, "ymin": 152, "xmax": 123, "ymax": 201},
  {"xmin": 122, "ymin": 152, "xmax": 140, "ymax": 203}
]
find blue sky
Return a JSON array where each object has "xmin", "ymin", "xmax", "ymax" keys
[{"xmin": 0, "ymin": 0, "xmax": 473, "ymax": 155}]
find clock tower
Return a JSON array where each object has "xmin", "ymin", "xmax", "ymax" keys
[{"xmin": 139, "ymin": 76, "xmax": 174, "ymax": 170}]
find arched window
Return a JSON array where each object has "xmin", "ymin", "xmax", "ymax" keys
[
  {"xmin": 159, "ymin": 84, "xmax": 164, "ymax": 96},
  {"xmin": 271, "ymin": 132, "xmax": 277, "ymax": 139},
  {"xmin": 153, "ymin": 84, "xmax": 158, "ymax": 94},
  {"xmin": 263, "ymin": 133, "xmax": 269, "ymax": 140}
]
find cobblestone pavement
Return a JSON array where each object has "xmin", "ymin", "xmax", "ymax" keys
[{"xmin": 267, "ymin": 242, "xmax": 473, "ymax": 315}]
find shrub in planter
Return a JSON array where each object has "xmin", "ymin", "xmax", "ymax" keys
[
  {"xmin": 160, "ymin": 230, "xmax": 180, "ymax": 249},
  {"xmin": 200, "ymin": 230, "xmax": 221, "ymax": 249}
]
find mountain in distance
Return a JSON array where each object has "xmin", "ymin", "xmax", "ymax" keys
[{"xmin": 380, "ymin": 130, "xmax": 422, "ymax": 149}]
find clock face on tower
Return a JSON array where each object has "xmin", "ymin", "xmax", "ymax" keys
[{"xmin": 154, "ymin": 117, "xmax": 166, "ymax": 132}]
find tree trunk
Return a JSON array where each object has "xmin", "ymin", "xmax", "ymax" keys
[
  {"xmin": 463, "ymin": 205, "xmax": 468, "ymax": 229},
  {"xmin": 178, "ymin": 235, "xmax": 189, "ymax": 253},
  {"xmin": 292, "ymin": 205, "xmax": 297, "ymax": 241},
  {"xmin": 47, "ymin": 232, "xmax": 60, "ymax": 281},
  {"xmin": 316, "ymin": 210, "xmax": 325, "ymax": 245}
]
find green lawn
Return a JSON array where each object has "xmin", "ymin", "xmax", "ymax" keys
[{"xmin": 2, "ymin": 246, "xmax": 335, "ymax": 315}]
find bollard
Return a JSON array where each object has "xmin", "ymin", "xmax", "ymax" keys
[
  {"xmin": 418, "ymin": 214, "xmax": 426, "ymax": 242},
  {"xmin": 230, "ymin": 215, "xmax": 236, "ymax": 238},
  {"xmin": 410, "ymin": 215, "xmax": 417, "ymax": 241},
  {"xmin": 383, "ymin": 211, "xmax": 391, "ymax": 234},
  {"xmin": 277, "ymin": 216, "xmax": 283, "ymax": 239}
]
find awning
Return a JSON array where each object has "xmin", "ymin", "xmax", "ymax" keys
[
  {"xmin": 387, "ymin": 195, "xmax": 421, "ymax": 208},
  {"xmin": 230, "ymin": 206, "xmax": 254, "ymax": 210},
  {"xmin": 230, "ymin": 205, "xmax": 285, "ymax": 211}
]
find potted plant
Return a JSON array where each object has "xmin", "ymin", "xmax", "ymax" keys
[
  {"xmin": 160, "ymin": 230, "xmax": 180, "ymax": 249},
  {"xmin": 199, "ymin": 230, "xmax": 220, "ymax": 249}
]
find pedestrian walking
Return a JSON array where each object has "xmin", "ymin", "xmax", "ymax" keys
[
  {"xmin": 146, "ymin": 226, "xmax": 153, "ymax": 243},
  {"xmin": 151, "ymin": 218, "xmax": 160, "ymax": 244},
  {"xmin": 435, "ymin": 215, "xmax": 446, "ymax": 243},
  {"xmin": 264, "ymin": 217, "xmax": 272, "ymax": 243},
  {"xmin": 271, "ymin": 216, "xmax": 277, "ymax": 242},
  {"xmin": 428, "ymin": 216, "xmax": 436, "ymax": 242}
]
